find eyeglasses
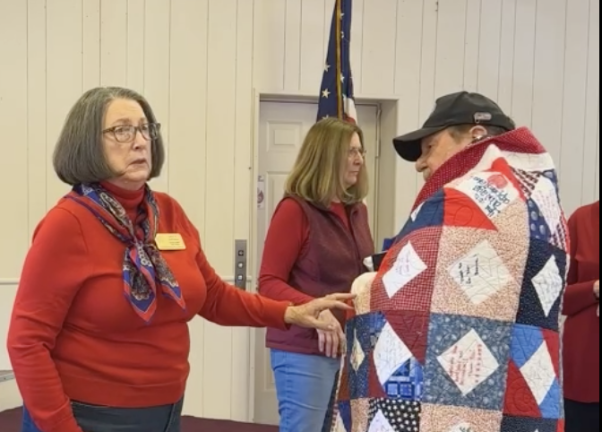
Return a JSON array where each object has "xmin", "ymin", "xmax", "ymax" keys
[
  {"xmin": 103, "ymin": 123, "xmax": 161, "ymax": 143},
  {"xmin": 348, "ymin": 147, "xmax": 366, "ymax": 159}
]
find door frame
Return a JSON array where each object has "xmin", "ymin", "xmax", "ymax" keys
[{"xmin": 246, "ymin": 89, "xmax": 401, "ymax": 422}]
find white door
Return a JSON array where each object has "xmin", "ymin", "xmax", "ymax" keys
[{"xmin": 253, "ymin": 101, "xmax": 380, "ymax": 425}]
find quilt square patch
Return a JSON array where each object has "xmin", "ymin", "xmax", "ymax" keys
[
  {"xmin": 422, "ymin": 314, "xmax": 512, "ymax": 411},
  {"xmin": 512, "ymin": 167, "xmax": 542, "ymax": 198},
  {"xmin": 345, "ymin": 312, "xmax": 385, "ymax": 371},
  {"xmin": 516, "ymin": 168, "xmax": 568, "ymax": 250},
  {"xmin": 397, "ymin": 190, "xmax": 446, "ymax": 239},
  {"xmin": 500, "ymin": 415, "xmax": 560, "ymax": 432},
  {"xmin": 371, "ymin": 227, "xmax": 442, "ymax": 313},
  {"xmin": 515, "ymin": 240, "xmax": 567, "ymax": 331},
  {"xmin": 349, "ymin": 399, "xmax": 370, "ymax": 432},
  {"xmin": 441, "ymin": 188, "xmax": 497, "ymax": 232},
  {"xmin": 336, "ymin": 354, "xmax": 387, "ymax": 403},
  {"xmin": 430, "ymin": 224, "xmax": 527, "ymax": 322},
  {"xmin": 504, "ymin": 324, "xmax": 562, "ymax": 419},
  {"xmin": 486, "ymin": 194, "xmax": 530, "ymax": 235},
  {"xmin": 332, "ymin": 401, "xmax": 351, "ymax": 432},
  {"xmin": 347, "ymin": 355, "xmax": 369, "ymax": 400},
  {"xmin": 372, "ymin": 311, "xmax": 429, "ymax": 401},
  {"xmin": 448, "ymin": 170, "xmax": 522, "ymax": 225},
  {"xmin": 332, "ymin": 399, "xmax": 372, "ymax": 432},
  {"xmin": 368, "ymin": 398, "xmax": 422, "ymax": 431},
  {"xmin": 420, "ymin": 404, "xmax": 502, "ymax": 431},
  {"xmin": 381, "ymin": 310, "xmax": 430, "ymax": 364},
  {"xmin": 527, "ymin": 173, "xmax": 562, "ymax": 234},
  {"xmin": 528, "ymin": 199, "xmax": 555, "ymax": 243},
  {"xmin": 344, "ymin": 312, "xmax": 387, "ymax": 400}
]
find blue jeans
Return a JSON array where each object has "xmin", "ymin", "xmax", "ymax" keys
[
  {"xmin": 21, "ymin": 397, "xmax": 183, "ymax": 432},
  {"xmin": 270, "ymin": 349, "xmax": 340, "ymax": 432}
]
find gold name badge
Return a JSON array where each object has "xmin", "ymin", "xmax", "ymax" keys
[{"xmin": 155, "ymin": 233, "xmax": 186, "ymax": 251}]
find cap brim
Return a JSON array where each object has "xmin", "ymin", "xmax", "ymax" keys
[{"xmin": 393, "ymin": 126, "xmax": 447, "ymax": 162}]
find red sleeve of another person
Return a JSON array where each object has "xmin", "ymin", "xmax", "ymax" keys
[
  {"xmin": 194, "ymin": 244, "xmax": 290, "ymax": 329},
  {"xmin": 165, "ymin": 199, "xmax": 291, "ymax": 329},
  {"xmin": 7, "ymin": 208, "xmax": 90, "ymax": 432},
  {"xmin": 258, "ymin": 198, "xmax": 314, "ymax": 305},
  {"xmin": 562, "ymin": 207, "xmax": 599, "ymax": 317}
]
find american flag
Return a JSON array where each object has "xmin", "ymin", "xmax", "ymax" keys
[{"xmin": 316, "ymin": 0, "xmax": 357, "ymax": 124}]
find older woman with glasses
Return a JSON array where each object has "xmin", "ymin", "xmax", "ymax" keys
[{"xmin": 6, "ymin": 86, "xmax": 354, "ymax": 432}]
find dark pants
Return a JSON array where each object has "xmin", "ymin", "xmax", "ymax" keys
[
  {"xmin": 22, "ymin": 398, "xmax": 183, "ymax": 432},
  {"xmin": 565, "ymin": 399, "xmax": 599, "ymax": 432}
]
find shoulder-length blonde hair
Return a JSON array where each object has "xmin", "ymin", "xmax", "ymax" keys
[{"xmin": 284, "ymin": 117, "xmax": 369, "ymax": 206}]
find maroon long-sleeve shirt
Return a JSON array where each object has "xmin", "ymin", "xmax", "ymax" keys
[
  {"xmin": 562, "ymin": 200, "xmax": 600, "ymax": 403},
  {"xmin": 258, "ymin": 197, "xmax": 374, "ymax": 355}
]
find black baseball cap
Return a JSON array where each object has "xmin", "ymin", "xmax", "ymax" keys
[{"xmin": 393, "ymin": 91, "xmax": 515, "ymax": 162}]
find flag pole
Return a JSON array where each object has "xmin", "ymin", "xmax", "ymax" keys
[{"xmin": 334, "ymin": 0, "xmax": 343, "ymax": 119}]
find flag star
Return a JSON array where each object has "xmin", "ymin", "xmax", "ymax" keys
[
  {"xmin": 340, "ymin": 74, "xmax": 345, "ymax": 83},
  {"xmin": 322, "ymin": 88, "xmax": 331, "ymax": 98},
  {"xmin": 324, "ymin": 63, "xmax": 330, "ymax": 72},
  {"xmin": 341, "ymin": 31, "xmax": 345, "ymax": 39}
]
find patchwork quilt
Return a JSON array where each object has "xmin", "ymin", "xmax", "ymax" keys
[{"xmin": 330, "ymin": 128, "xmax": 569, "ymax": 432}]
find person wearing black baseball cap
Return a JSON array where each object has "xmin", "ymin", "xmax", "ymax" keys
[
  {"xmin": 393, "ymin": 91, "xmax": 516, "ymax": 180},
  {"xmin": 330, "ymin": 91, "xmax": 569, "ymax": 432}
]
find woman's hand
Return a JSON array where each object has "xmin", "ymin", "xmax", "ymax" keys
[
  {"xmin": 317, "ymin": 310, "xmax": 343, "ymax": 358},
  {"xmin": 284, "ymin": 293, "xmax": 354, "ymax": 333}
]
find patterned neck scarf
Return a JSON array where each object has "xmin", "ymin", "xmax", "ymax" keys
[{"xmin": 66, "ymin": 183, "xmax": 186, "ymax": 323}]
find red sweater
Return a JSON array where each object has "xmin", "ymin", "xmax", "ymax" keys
[
  {"xmin": 562, "ymin": 200, "xmax": 600, "ymax": 402},
  {"xmin": 7, "ymin": 183, "xmax": 289, "ymax": 432}
]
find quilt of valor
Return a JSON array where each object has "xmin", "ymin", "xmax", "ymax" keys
[{"xmin": 330, "ymin": 128, "xmax": 569, "ymax": 432}]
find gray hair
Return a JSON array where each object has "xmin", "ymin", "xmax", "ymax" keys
[
  {"xmin": 448, "ymin": 121, "xmax": 515, "ymax": 141},
  {"xmin": 53, "ymin": 86, "xmax": 165, "ymax": 185}
]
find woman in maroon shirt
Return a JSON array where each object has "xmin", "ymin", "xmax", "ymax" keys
[
  {"xmin": 562, "ymin": 200, "xmax": 600, "ymax": 432},
  {"xmin": 258, "ymin": 118, "xmax": 375, "ymax": 432}
]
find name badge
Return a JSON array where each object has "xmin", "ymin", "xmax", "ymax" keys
[{"xmin": 155, "ymin": 233, "xmax": 186, "ymax": 251}]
